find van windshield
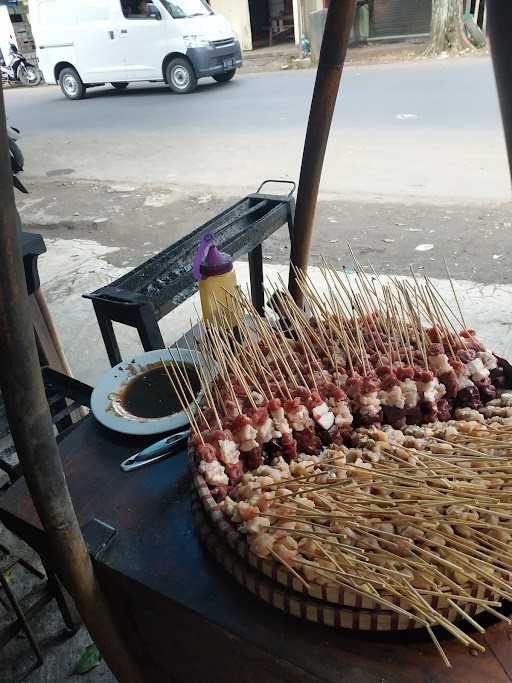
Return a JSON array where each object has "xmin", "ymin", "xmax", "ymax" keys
[{"xmin": 160, "ymin": 0, "xmax": 212, "ymax": 18}]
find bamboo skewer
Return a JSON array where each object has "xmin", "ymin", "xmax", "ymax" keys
[{"xmin": 180, "ymin": 257, "xmax": 512, "ymax": 662}]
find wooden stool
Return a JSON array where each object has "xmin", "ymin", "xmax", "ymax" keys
[{"xmin": 0, "ymin": 543, "xmax": 79, "ymax": 678}]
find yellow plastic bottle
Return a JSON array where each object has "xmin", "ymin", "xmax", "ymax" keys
[{"xmin": 194, "ymin": 234, "xmax": 237, "ymax": 324}]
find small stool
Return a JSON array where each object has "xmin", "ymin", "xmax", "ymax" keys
[
  {"xmin": 0, "ymin": 543, "xmax": 79, "ymax": 677},
  {"xmin": 0, "ymin": 547, "xmax": 45, "ymax": 671}
]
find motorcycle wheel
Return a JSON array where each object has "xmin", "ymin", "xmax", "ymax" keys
[
  {"xmin": 19, "ymin": 65, "xmax": 41, "ymax": 87},
  {"xmin": 9, "ymin": 139, "xmax": 24, "ymax": 174}
]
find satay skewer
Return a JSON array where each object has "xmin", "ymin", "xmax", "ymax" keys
[{"xmin": 160, "ymin": 358, "xmax": 204, "ymax": 441}]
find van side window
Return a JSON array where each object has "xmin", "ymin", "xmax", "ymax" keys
[{"xmin": 121, "ymin": 0, "xmax": 154, "ymax": 18}]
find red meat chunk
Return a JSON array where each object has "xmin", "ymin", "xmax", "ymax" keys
[
  {"xmin": 292, "ymin": 386, "xmax": 312, "ymax": 401},
  {"xmin": 381, "ymin": 372, "xmax": 400, "ymax": 389},
  {"xmin": 295, "ymin": 427, "xmax": 322, "ymax": 455},
  {"xmin": 440, "ymin": 370, "xmax": 458, "ymax": 399},
  {"xmin": 437, "ymin": 399, "xmax": 451, "ymax": 422},
  {"xmin": 207, "ymin": 429, "xmax": 234, "ymax": 444},
  {"xmin": 426, "ymin": 327, "xmax": 443, "ymax": 343},
  {"xmin": 251, "ymin": 407, "xmax": 269, "ymax": 426},
  {"xmin": 474, "ymin": 379, "xmax": 497, "ymax": 404},
  {"xmin": 457, "ymin": 349, "xmax": 477, "ymax": 364},
  {"xmin": 396, "ymin": 366, "xmax": 415, "ymax": 381},
  {"xmin": 306, "ymin": 391, "xmax": 323, "ymax": 410},
  {"xmin": 456, "ymin": 385, "xmax": 481, "ymax": 410},
  {"xmin": 232, "ymin": 414, "xmax": 251, "ymax": 431},
  {"xmin": 281, "ymin": 432, "xmax": 298, "ymax": 462},
  {"xmin": 211, "ymin": 485, "xmax": 228, "ymax": 501},
  {"xmin": 225, "ymin": 461, "xmax": 244, "ymax": 486},
  {"xmin": 268, "ymin": 398, "xmax": 282, "ymax": 412},
  {"xmin": 448, "ymin": 357, "xmax": 464, "ymax": 373},
  {"xmin": 332, "ymin": 387, "xmax": 348, "ymax": 401},
  {"xmin": 246, "ymin": 447, "xmax": 263, "ymax": 470},
  {"xmin": 284, "ymin": 397, "xmax": 302, "ymax": 413},
  {"xmin": 196, "ymin": 443, "xmax": 218, "ymax": 463},
  {"xmin": 428, "ymin": 343, "xmax": 444, "ymax": 356},
  {"xmin": 415, "ymin": 370, "xmax": 434, "ymax": 383}
]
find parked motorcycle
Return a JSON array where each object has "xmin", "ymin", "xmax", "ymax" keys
[
  {"xmin": 1, "ymin": 42, "xmax": 41, "ymax": 87},
  {"xmin": 8, "ymin": 123, "xmax": 28, "ymax": 193}
]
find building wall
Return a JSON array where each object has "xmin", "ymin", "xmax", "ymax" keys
[
  {"xmin": 210, "ymin": 0, "xmax": 253, "ymax": 51},
  {"xmin": 303, "ymin": 0, "xmax": 324, "ymax": 51}
]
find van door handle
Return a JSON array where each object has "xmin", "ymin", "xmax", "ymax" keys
[
  {"xmin": 108, "ymin": 30, "xmax": 114, "ymax": 39},
  {"xmin": 121, "ymin": 29, "xmax": 128, "ymax": 34}
]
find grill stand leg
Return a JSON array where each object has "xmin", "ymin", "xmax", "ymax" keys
[
  {"xmin": 93, "ymin": 303, "xmax": 122, "ymax": 367},
  {"xmin": 40, "ymin": 558, "xmax": 80, "ymax": 633},
  {"xmin": 137, "ymin": 305, "xmax": 165, "ymax": 352},
  {"xmin": 248, "ymin": 244, "xmax": 265, "ymax": 316}
]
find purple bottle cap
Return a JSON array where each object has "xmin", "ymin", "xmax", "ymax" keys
[
  {"xmin": 200, "ymin": 245, "xmax": 233, "ymax": 277},
  {"xmin": 193, "ymin": 233, "xmax": 233, "ymax": 280}
]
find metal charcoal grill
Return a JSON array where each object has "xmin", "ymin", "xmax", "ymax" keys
[{"xmin": 85, "ymin": 181, "xmax": 295, "ymax": 366}]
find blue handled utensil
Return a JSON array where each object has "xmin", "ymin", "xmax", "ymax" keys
[{"xmin": 120, "ymin": 429, "xmax": 190, "ymax": 472}]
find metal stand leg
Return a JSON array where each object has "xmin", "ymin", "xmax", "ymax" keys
[
  {"xmin": 93, "ymin": 303, "xmax": 122, "ymax": 367},
  {"xmin": 287, "ymin": 205, "xmax": 295, "ymax": 242},
  {"xmin": 45, "ymin": 569, "xmax": 79, "ymax": 633},
  {"xmin": 138, "ymin": 305, "xmax": 165, "ymax": 351},
  {"xmin": 248, "ymin": 244, "xmax": 265, "ymax": 316},
  {"xmin": 0, "ymin": 571, "xmax": 44, "ymax": 666}
]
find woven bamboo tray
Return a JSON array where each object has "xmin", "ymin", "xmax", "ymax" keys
[
  {"xmin": 191, "ymin": 455, "xmax": 494, "ymax": 625},
  {"xmin": 191, "ymin": 492, "xmax": 486, "ymax": 632}
]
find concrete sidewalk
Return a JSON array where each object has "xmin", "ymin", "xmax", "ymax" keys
[{"xmin": 241, "ymin": 39, "xmax": 483, "ymax": 74}]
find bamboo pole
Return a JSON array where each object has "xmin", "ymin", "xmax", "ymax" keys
[
  {"xmin": 488, "ymin": 1, "xmax": 512, "ymax": 185},
  {"xmin": 0, "ymin": 82, "xmax": 144, "ymax": 683},
  {"xmin": 288, "ymin": 0, "xmax": 357, "ymax": 306}
]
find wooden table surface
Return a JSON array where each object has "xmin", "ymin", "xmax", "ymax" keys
[{"xmin": 1, "ymin": 416, "xmax": 512, "ymax": 682}]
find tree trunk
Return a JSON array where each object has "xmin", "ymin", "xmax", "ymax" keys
[{"xmin": 427, "ymin": 0, "xmax": 473, "ymax": 54}]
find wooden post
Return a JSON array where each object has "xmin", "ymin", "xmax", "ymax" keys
[
  {"xmin": 487, "ymin": 1, "xmax": 512, "ymax": 184},
  {"xmin": 288, "ymin": 0, "xmax": 357, "ymax": 306},
  {"xmin": 0, "ymin": 82, "xmax": 144, "ymax": 683}
]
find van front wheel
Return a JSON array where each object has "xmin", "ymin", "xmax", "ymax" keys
[
  {"xmin": 59, "ymin": 67, "xmax": 86, "ymax": 100},
  {"xmin": 166, "ymin": 58, "xmax": 197, "ymax": 94},
  {"xmin": 213, "ymin": 70, "xmax": 236, "ymax": 83}
]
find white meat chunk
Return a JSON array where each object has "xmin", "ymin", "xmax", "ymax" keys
[
  {"xmin": 312, "ymin": 402, "xmax": 329, "ymax": 420},
  {"xmin": 358, "ymin": 392, "xmax": 381, "ymax": 418},
  {"xmin": 286, "ymin": 404, "xmax": 313, "ymax": 432},
  {"xmin": 218, "ymin": 439, "xmax": 240, "ymax": 465},
  {"xmin": 478, "ymin": 351, "xmax": 498, "ymax": 370},
  {"xmin": 257, "ymin": 417, "xmax": 274, "ymax": 444},
  {"xmin": 429, "ymin": 353, "xmax": 452, "ymax": 377},
  {"xmin": 245, "ymin": 516, "xmax": 271, "ymax": 534},
  {"xmin": 401, "ymin": 379, "xmax": 419, "ymax": 408},
  {"xmin": 378, "ymin": 385, "xmax": 405, "ymax": 409},
  {"xmin": 317, "ymin": 411, "xmax": 335, "ymax": 430},
  {"xmin": 269, "ymin": 406, "xmax": 292, "ymax": 437},
  {"xmin": 464, "ymin": 357, "xmax": 489, "ymax": 382},
  {"xmin": 199, "ymin": 459, "xmax": 229, "ymax": 486}
]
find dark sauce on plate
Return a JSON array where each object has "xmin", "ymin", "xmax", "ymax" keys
[{"xmin": 121, "ymin": 363, "xmax": 200, "ymax": 419}]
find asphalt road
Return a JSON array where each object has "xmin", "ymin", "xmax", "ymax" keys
[
  {"xmin": 5, "ymin": 55, "xmax": 512, "ymax": 285},
  {"xmin": 4, "ymin": 55, "xmax": 510, "ymax": 203}
]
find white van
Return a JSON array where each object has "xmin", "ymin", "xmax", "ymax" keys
[{"xmin": 29, "ymin": 0, "xmax": 242, "ymax": 99}]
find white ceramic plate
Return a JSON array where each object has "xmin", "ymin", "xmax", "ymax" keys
[{"xmin": 91, "ymin": 348, "xmax": 209, "ymax": 436}]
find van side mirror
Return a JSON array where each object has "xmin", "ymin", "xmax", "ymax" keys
[{"xmin": 147, "ymin": 3, "xmax": 161, "ymax": 19}]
